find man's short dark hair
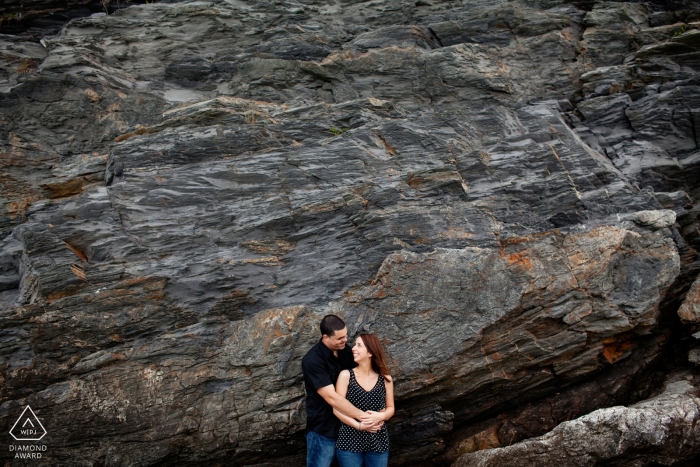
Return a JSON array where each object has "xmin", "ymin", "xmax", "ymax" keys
[{"xmin": 320, "ymin": 314, "xmax": 345, "ymax": 337}]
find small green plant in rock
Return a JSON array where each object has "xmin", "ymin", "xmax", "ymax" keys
[
  {"xmin": 673, "ymin": 24, "xmax": 686, "ymax": 38},
  {"xmin": 329, "ymin": 127, "xmax": 347, "ymax": 136}
]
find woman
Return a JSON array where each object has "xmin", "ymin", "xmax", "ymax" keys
[{"xmin": 333, "ymin": 334, "xmax": 395, "ymax": 467}]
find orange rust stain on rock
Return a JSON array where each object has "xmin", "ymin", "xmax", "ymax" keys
[
  {"xmin": 242, "ymin": 238, "xmax": 296, "ymax": 256},
  {"xmin": 108, "ymin": 288, "xmax": 139, "ymax": 297},
  {"xmin": 602, "ymin": 339, "xmax": 635, "ymax": 364},
  {"xmin": 0, "ymin": 152, "xmax": 26, "ymax": 168},
  {"xmin": 262, "ymin": 328, "xmax": 286, "ymax": 352},
  {"xmin": 84, "ymin": 88, "xmax": 100, "ymax": 102},
  {"xmin": 42, "ymin": 178, "xmax": 89, "ymax": 199},
  {"xmin": 311, "ymin": 203, "xmax": 340, "ymax": 213},
  {"xmin": 678, "ymin": 282, "xmax": 700, "ymax": 323},
  {"xmin": 454, "ymin": 425, "xmax": 501, "ymax": 457},
  {"xmin": 119, "ymin": 277, "xmax": 151, "ymax": 286},
  {"xmin": 488, "ymin": 352, "xmax": 505, "ymax": 362},
  {"xmin": 114, "ymin": 133, "xmax": 132, "ymax": 143},
  {"xmin": 567, "ymin": 252, "xmax": 587, "ymax": 266},
  {"xmin": 380, "ymin": 137, "xmax": 396, "ymax": 155},
  {"xmin": 46, "ymin": 289, "xmax": 81, "ymax": 300},
  {"xmin": 69, "ymin": 263, "xmax": 87, "ymax": 281},
  {"xmin": 342, "ymin": 288, "xmax": 362, "ymax": 302},
  {"xmin": 371, "ymin": 273, "xmax": 390, "ymax": 288},
  {"xmin": 115, "ymin": 126, "xmax": 156, "ymax": 142},
  {"xmin": 0, "ymin": 173, "xmax": 42, "ymax": 217},
  {"xmin": 64, "ymin": 241, "xmax": 89, "ymax": 262},
  {"xmin": 118, "ymin": 277, "xmax": 165, "ymax": 288},
  {"xmin": 505, "ymin": 251, "xmax": 532, "ymax": 269},
  {"xmin": 210, "ymin": 289, "xmax": 255, "ymax": 318},
  {"xmin": 499, "ymin": 230, "xmax": 559, "ymax": 247},
  {"xmin": 7, "ymin": 199, "xmax": 37, "ymax": 215}
]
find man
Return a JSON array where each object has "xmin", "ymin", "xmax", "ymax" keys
[{"xmin": 302, "ymin": 314, "xmax": 385, "ymax": 467}]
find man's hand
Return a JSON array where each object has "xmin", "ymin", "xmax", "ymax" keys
[{"xmin": 360, "ymin": 410, "xmax": 385, "ymax": 425}]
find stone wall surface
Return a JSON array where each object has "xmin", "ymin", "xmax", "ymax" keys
[{"xmin": 1, "ymin": 0, "xmax": 700, "ymax": 466}]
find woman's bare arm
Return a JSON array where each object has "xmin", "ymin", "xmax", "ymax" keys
[
  {"xmin": 381, "ymin": 375, "xmax": 395, "ymax": 421},
  {"xmin": 317, "ymin": 370, "xmax": 370, "ymax": 422}
]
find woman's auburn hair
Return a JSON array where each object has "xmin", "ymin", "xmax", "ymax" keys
[{"xmin": 359, "ymin": 333, "xmax": 391, "ymax": 382}]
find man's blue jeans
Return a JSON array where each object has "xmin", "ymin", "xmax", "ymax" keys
[
  {"xmin": 336, "ymin": 449, "xmax": 389, "ymax": 467},
  {"xmin": 306, "ymin": 431, "xmax": 336, "ymax": 467}
]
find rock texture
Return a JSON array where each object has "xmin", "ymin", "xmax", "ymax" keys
[
  {"xmin": 454, "ymin": 371, "xmax": 700, "ymax": 467},
  {"xmin": 1, "ymin": 0, "xmax": 700, "ymax": 466},
  {"xmin": 0, "ymin": 1, "xmax": 139, "ymax": 37},
  {"xmin": 435, "ymin": 338, "xmax": 671, "ymax": 464},
  {"xmin": 679, "ymin": 276, "xmax": 700, "ymax": 323}
]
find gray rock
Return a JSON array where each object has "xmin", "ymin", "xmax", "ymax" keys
[
  {"xmin": 689, "ymin": 347, "xmax": 700, "ymax": 365},
  {"xmin": 580, "ymin": 1, "xmax": 650, "ymax": 68},
  {"xmin": 1, "ymin": 0, "xmax": 700, "ymax": 465},
  {"xmin": 679, "ymin": 275, "xmax": 700, "ymax": 323},
  {"xmin": 453, "ymin": 371, "xmax": 700, "ymax": 467}
]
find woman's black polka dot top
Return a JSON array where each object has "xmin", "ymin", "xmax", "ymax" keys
[{"xmin": 335, "ymin": 369, "xmax": 389, "ymax": 453}]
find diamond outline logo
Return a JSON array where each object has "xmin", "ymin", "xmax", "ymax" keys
[{"xmin": 9, "ymin": 406, "xmax": 47, "ymax": 441}]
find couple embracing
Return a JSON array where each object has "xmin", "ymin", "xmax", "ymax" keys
[{"xmin": 302, "ymin": 315, "xmax": 395, "ymax": 467}]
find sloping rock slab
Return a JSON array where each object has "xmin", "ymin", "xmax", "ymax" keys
[{"xmin": 453, "ymin": 371, "xmax": 700, "ymax": 467}]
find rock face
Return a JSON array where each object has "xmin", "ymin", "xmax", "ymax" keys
[
  {"xmin": 679, "ymin": 276, "xmax": 700, "ymax": 323},
  {"xmin": 1, "ymin": 0, "xmax": 700, "ymax": 466},
  {"xmin": 454, "ymin": 371, "xmax": 700, "ymax": 467},
  {"xmin": 0, "ymin": 1, "xmax": 137, "ymax": 37}
]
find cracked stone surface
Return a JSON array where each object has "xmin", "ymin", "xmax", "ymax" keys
[{"xmin": 1, "ymin": 0, "xmax": 700, "ymax": 465}]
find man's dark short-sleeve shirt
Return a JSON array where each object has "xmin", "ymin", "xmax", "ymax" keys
[{"xmin": 302, "ymin": 339, "xmax": 357, "ymax": 438}]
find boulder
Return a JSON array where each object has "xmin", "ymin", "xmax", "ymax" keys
[
  {"xmin": 679, "ymin": 276, "xmax": 700, "ymax": 323},
  {"xmin": 453, "ymin": 371, "xmax": 700, "ymax": 467}
]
